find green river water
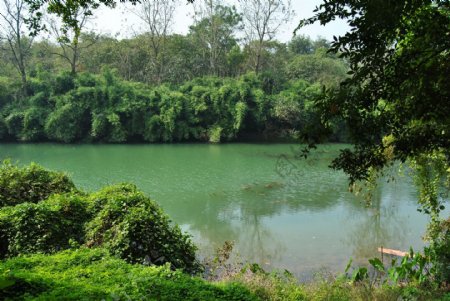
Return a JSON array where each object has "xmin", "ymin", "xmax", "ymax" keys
[{"xmin": 0, "ymin": 143, "xmax": 433, "ymax": 279}]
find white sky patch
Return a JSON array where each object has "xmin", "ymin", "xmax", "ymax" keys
[{"xmin": 89, "ymin": 0, "xmax": 350, "ymax": 42}]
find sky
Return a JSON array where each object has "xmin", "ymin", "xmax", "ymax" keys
[{"xmin": 90, "ymin": 0, "xmax": 350, "ymax": 42}]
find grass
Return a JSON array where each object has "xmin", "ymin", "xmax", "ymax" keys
[
  {"xmin": 1, "ymin": 248, "xmax": 449, "ymax": 301},
  {"xmin": 0, "ymin": 248, "xmax": 258, "ymax": 301}
]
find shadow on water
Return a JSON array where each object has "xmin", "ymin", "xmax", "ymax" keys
[{"xmin": 344, "ymin": 184, "xmax": 409, "ymax": 265}]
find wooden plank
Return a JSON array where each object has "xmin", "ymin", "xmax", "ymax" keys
[{"xmin": 378, "ymin": 247, "xmax": 409, "ymax": 257}]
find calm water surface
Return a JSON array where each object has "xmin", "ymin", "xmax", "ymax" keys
[{"xmin": 0, "ymin": 143, "xmax": 434, "ymax": 279}]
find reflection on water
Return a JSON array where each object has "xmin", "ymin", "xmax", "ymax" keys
[
  {"xmin": 345, "ymin": 188, "xmax": 408, "ymax": 264},
  {"xmin": 0, "ymin": 143, "xmax": 444, "ymax": 279}
]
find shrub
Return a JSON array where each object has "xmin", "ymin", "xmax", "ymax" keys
[
  {"xmin": 104, "ymin": 112, "xmax": 127, "ymax": 142},
  {"xmin": 90, "ymin": 113, "xmax": 108, "ymax": 141},
  {"xmin": 208, "ymin": 125, "xmax": 223, "ymax": 143},
  {"xmin": 53, "ymin": 72, "xmax": 75, "ymax": 95},
  {"xmin": 0, "ymin": 248, "xmax": 258, "ymax": 300},
  {"xmin": 434, "ymin": 217, "xmax": 450, "ymax": 283},
  {"xmin": 4, "ymin": 112, "xmax": 24, "ymax": 139},
  {"xmin": 0, "ymin": 161, "xmax": 77, "ymax": 208},
  {"xmin": 0, "ymin": 193, "xmax": 90, "ymax": 258},
  {"xmin": 44, "ymin": 103, "xmax": 89, "ymax": 142},
  {"xmin": 22, "ymin": 107, "xmax": 48, "ymax": 141},
  {"xmin": 85, "ymin": 184, "xmax": 201, "ymax": 273},
  {"xmin": 285, "ymin": 54, "xmax": 348, "ymax": 87},
  {"xmin": 75, "ymin": 72, "xmax": 98, "ymax": 87},
  {"xmin": 28, "ymin": 91, "xmax": 50, "ymax": 108}
]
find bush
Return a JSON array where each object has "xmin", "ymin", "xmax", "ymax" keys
[
  {"xmin": 208, "ymin": 125, "xmax": 223, "ymax": 143},
  {"xmin": 0, "ymin": 161, "xmax": 76, "ymax": 208},
  {"xmin": 285, "ymin": 54, "xmax": 348, "ymax": 87},
  {"xmin": 85, "ymin": 184, "xmax": 201, "ymax": 273},
  {"xmin": 434, "ymin": 217, "xmax": 450, "ymax": 283},
  {"xmin": 44, "ymin": 103, "xmax": 89, "ymax": 142},
  {"xmin": 53, "ymin": 72, "xmax": 75, "ymax": 95},
  {"xmin": 91, "ymin": 112, "xmax": 127, "ymax": 142},
  {"xmin": 4, "ymin": 112, "xmax": 24, "ymax": 139},
  {"xmin": 0, "ymin": 163, "xmax": 202, "ymax": 274},
  {"xmin": 0, "ymin": 193, "xmax": 90, "ymax": 258},
  {"xmin": 0, "ymin": 71, "xmax": 349, "ymax": 143},
  {"xmin": 0, "ymin": 248, "xmax": 258, "ymax": 300},
  {"xmin": 22, "ymin": 107, "xmax": 48, "ymax": 141},
  {"xmin": 0, "ymin": 117, "xmax": 6, "ymax": 139},
  {"xmin": 28, "ymin": 91, "xmax": 50, "ymax": 108}
]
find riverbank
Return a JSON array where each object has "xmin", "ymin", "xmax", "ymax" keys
[
  {"xmin": 0, "ymin": 143, "xmax": 432, "ymax": 279},
  {"xmin": 0, "ymin": 161, "xmax": 448, "ymax": 300},
  {"xmin": 1, "ymin": 248, "xmax": 447, "ymax": 301},
  {"xmin": 0, "ymin": 143, "xmax": 431, "ymax": 279}
]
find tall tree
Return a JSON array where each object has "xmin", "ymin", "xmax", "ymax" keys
[
  {"xmin": 0, "ymin": 0, "xmax": 33, "ymax": 93},
  {"xmin": 47, "ymin": 5, "xmax": 96, "ymax": 74},
  {"xmin": 240, "ymin": 0, "xmax": 293, "ymax": 73},
  {"xmin": 24, "ymin": 0, "xmax": 195, "ymax": 39},
  {"xmin": 299, "ymin": 2, "xmax": 450, "ymax": 260},
  {"xmin": 299, "ymin": 0, "xmax": 449, "ymax": 183},
  {"xmin": 190, "ymin": 0, "xmax": 241, "ymax": 76},
  {"xmin": 131, "ymin": 0, "xmax": 178, "ymax": 84}
]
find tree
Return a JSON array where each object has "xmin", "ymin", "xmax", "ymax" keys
[
  {"xmin": 240, "ymin": 0, "xmax": 294, "ymax": 73},
  {"xmin": 299, "ymin": 0, "xmax": 449, "ymax": 282},
  {"xmin": 47, "ymin": 4, "xmax": 96, "ymax": 74},
  {"xmin": 131, "ymin": 0, "xmax": 178, "ymax": 84},
  {"xmin": 0, "ymin": 0, "xmax": 33, "ymax": 93},
  {"xmin": 288, "ymin": 35, "xmax": 314, "ymax": 55},
  {"xmin": 24, "ymin": 0, "xmax": 195, "ymax": 37},
  {"xmin": 285, "ymin": 51, "xmax": 348, "ymax": 87},
  {"xmin": 288, "ymin": 35, "xmax": 331, "ymax": 55},
  {"xmin": 300, "ymin": 0, "xmax": 450, "ymax": 266},
  {"xmin": 190, "ymin": 1, "xmax": 241, "ymax": 76},
  {"xmin": 299, "ymin": 0, "xmax": 449, "ymax": 183}
]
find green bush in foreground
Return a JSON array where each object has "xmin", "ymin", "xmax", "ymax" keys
[
  {"xmin": 1, "ymin": 162, "xmax": 447, "ymax": 300},
  {"xmin": 85, "ymin": 184, "xmax": 201, "ymax": 273},
  {"xmin": 1, "ymin": 249, "xmax": 448, "ymax": 301},
  {"xmin": 231, "ymin": 266, "xmax": 449, "ymax": 301},
  {"xmin": 434, "ymin": 217, "xmax": 450, "ymax": 283},
  {"xmin": 0, "ymin": 161, "xmax": 201, "ymax": 273},
  {"xmin": 0, "ymin": 248, "xmax": 258, "ymax": 301},
  {"xmin": 0, "ymin": 193, "xmax": 90, "ymax": 258},
  {"xmin": 0, "ymin": 160, "xmax": 76, "ymax": 207}
]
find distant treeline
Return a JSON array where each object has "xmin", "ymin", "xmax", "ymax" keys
[
  {"xmin": 0, "ymin": 8, "xmax": 347, "ymax": 87},
  {"xmin": 0, "ymin": 30, "xmax": 349, "ymax": 143},
  {"xmin": 0, "ymin": 69, "xmax": 348, "ymax": 143}
]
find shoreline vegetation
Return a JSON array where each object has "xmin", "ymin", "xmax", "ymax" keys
[
  {"xmin": 0, "ymin": 0, "xmax": 448, "ymax": 298},
  {"xmin": 0, "ymin": 70, "xmax": 348, "ymax": 145},
  {"xmin": 0, "ymin": 162, "xmax": 448, "ymax": 300},
  {"xmin": 0, "ymin": 34, "xmax": 349, "ymax": 146}
]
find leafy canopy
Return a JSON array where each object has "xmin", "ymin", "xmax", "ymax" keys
[{"xmin": 299, "ymin": 0, "xmax": 450, "ymax": 183}]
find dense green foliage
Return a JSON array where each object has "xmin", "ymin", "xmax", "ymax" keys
[
  {"xmin": 0, "ymin": 194, "xmax": 90, "ymax": 258},
  {"xmin": 299, "ymin": 0, "xmax": 449, "ymax": 183},
  {"xmin": 300, "ymin": 0, "xmax": 450, "ymax": 285},
  {"xmin": 0, "ymin": 162, "xmax": 200, "ymax": 273},
  {"xmin": 434, "ymin": 217, "xmax": 450, "ymax": 283},
  {"xmin": 0, "ymin": 70, "xmax": 347, "ymax": 143},
  {"xmin": 0, "ymin": 248, "xmax": 257, "ymax": 301},
  {"xmin": 1, "ymin": 248, "xmax": 448, "ymax": 301},
  {"xmin": 0, "ymin": 160, "xmax": 76, "ymax": 207},
  {"xmin": 85, "ymin": 184, "xmax": 200, "ymax": 273},
  {"xmin": 1, "ymin": 2, "xmax": 349, "ymax": 144},
  {"xmin": 0, "ymin": 164, "xmax": 448, "ymax": 300}
]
